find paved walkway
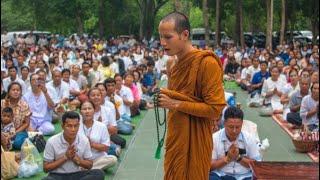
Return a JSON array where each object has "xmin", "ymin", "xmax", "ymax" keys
[{"xmin": 111, "ymin": 85, "xmax": 311, "ymax": 180}]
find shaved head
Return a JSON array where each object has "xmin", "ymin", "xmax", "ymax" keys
[{"xmin": 160, "ymin": 11, "xmax": 190, "ymax": 35}]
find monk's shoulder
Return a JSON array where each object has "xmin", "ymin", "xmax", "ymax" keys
[{"xmin": 201, "ymin": 55, "xmax": 221, "ymax": 70}]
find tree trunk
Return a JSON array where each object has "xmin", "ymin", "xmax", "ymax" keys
[
  {"xmin": 145, "ymin": 0, "xmax": 155, "ymax": 41},
  {"xmin": 311, "ymin": 0, "xmax": 319, "ymax": 44},
  {"xmin": 280, "ymin": 0, "xmax": 286, "ymax": 45},
  {"xmin": 76, "ymin": 10, "xmax": 84, "ymax": 34},
  {"xmin": 235, "ymin": 0, "xmax": 244, "ymax": 48},
  {"xmin": 174, "ymin": 0, "xmax": 182, "ymax": 12},
  {"xmin": 99, "ymin": 0, "xmax": 105, "ymax": 39},
  {"xmin": 202, "ymin": 0, "xmax": 210, "ymax": 46},
  {"xmin": 215, "ymin": 0, "xmax": 221, "ymax": 47},
  {"xmin": 138, "ymin": 0, "xmax": 169, "ymax": 41},
  {"xmin": 239, "ymin": 0, "xmax": 244, "ymax": 48},
  {"xmin": 266, "ymin": 0, "xmax": 273, "ymax": 50}
]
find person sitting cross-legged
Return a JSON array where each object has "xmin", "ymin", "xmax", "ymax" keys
[
  {"xmin": 42, "ymin": 111, "xmax": 104, "ymax": 180},
  {"xmin": 210, "ymin": 107, "xmax": 261, "ymax": 180}
]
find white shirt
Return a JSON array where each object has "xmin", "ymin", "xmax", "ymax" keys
[
  {"xmin": 23, "ymin": 90, "xmax": 52, "ymax": 124},
  {"xmin": 44, "ymin": 132, "xmax": 93, "ymax": 173},
  {"xmin": 94, "ymin": 105, "xmax": 117, "ymax": 127},
  {"xmin": 133, "ymin": 53, "xmax": 144, "ymax": 65},
  {"xmin": 121, "ymin": 56, "xmax": 132, "ymax": 71},
  {"xmin": 261, "ymin": 77, "xmax": 286, "ymax": 110},
  {"xmin": 105, "ymin": 94, "xmax": 125, "ymax": 116},
  {"xmin": 300, "ymin": 95, "xmax": 319, "ymax": 126},
  {"xmin": 2, "ymin": 76, "xmax": 26, "ymax": 95},
  {"xmin": 119, "ymin": 86, "xmax": 134, "ymax": 116},
  {"xmin": 78, "ymin": 120, "xmax": 110, "ymax": 159},
  {"xmin": 64, "ymin": 79, "xmax": 80, "ymax": 92},
  {"xmin": 110, "ymin": 62, "xmax": 119, "ymax": 74},
  {"xmin": 240, "ymin": 67, "xmax": 249, "ymax": 80},
  {"xmin": 90, "ymin": 69, "xmax": 104, "ymax": 83},
  {"xmin": 246, "ymin": 65, "xmax": 260, "ymax": 81},
  {"xmin": 212, "ymin": 129, "xmax": 261, "ymax": 179},
  {"xmin": 103, "ymin": 100, "xmax": 117, "ymax": 122},
  {"xmin": 46, "ymin": 81, "xmax": 70, "ymax": 103}
]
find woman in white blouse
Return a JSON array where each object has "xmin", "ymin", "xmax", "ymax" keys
[
  {"xmin": 261, "ymin": 66, "xmax": 287, "ymax": 113},
  {"xmin": 79, "ymin": 100, "xmax": 117, "ymax": 170}
]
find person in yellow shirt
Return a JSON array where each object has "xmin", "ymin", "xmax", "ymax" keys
[{"xmin": 99, "ymin": 56, "xmax": 115, "ymax": 79}]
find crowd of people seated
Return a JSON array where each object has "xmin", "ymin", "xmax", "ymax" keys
[{"xmin": 1, "ymin": 31, "xmax": 318, "ymax": 179}]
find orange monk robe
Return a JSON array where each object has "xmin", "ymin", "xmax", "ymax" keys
[{"xmin": 162, "ymin": 49, "xmax": 226, "ymax": 180}]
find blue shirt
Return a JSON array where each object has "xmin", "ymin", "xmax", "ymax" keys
[
  {"xmin": 251, "ymin": 71, "xmax": 270, "ymax": 85},
  {"xmin": 142, "ymin": 72, "xmax": 155, "ymax": 87}
]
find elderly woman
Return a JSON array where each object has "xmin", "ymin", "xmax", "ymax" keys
[
  {"xmin": 87, "ymin": 88, "xmax": 117, "ymax": 135},
  {"xmin": 78, "ymin": 101, "xmax": 117, "ymax": 170},
  {"xmin": 280, "ymin": 68, "xmax": 301, "ymax": 119},
  {"xmin": 261, "ymin": 66, "xmax": 287, "ymax": 113},
  {"xmin": 1, "ymin": 82, "xmax": 31, "ymax": 150}
]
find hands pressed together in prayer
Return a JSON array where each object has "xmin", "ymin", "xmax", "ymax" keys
[
  {"xmin": 226, "ymin": 143, "xmax": 239, "ymax": 162},
  {"xmin": 65, "ymin": 144, "xmax": 80, "ymax": 165}
]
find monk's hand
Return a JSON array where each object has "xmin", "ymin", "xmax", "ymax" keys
[{"xmin": 158, "ymin": 93, "xmax": 181, "ymax": 110}]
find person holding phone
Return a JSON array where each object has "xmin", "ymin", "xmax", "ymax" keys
[
  {"xmin": 23, "ymin": 73, "xmax": 55, "ymax": 135},
  {"xmin": 210, "ymin": 107, "xmax": 261, "ymax": 180}
]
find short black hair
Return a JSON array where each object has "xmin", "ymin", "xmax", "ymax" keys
[
  {"xmin": 104, "ymin": 78, "xmax": 116, "ymax": 85},
  {"xmin": 260, "ymin": 61, "xmax": 268, "ymax": 66},
  {"xmin": 224, "ymin": 106, "xmax": 244, "ymax": 121},
  {"xmin": 2, "ymin": 107, "xmax": 13, "ymax": 115},
  {"xmin": 8, "ymin": 66, "xmax": 17, "ymax": 72},
  {"xmin": 161, "ymin": 11, "xmax": 190, "ymax": 34},
  {"xmin": 62, "ymin": 111, "xmax": 80, "ymax": 124},
  {"xmin": 61, "ymin": 68, "xmax": 71, "ymax": 75},
  {"xmin": 21, "ymin": 66, "xmax": 29, "ymax": 71},
  {"xmin": 114, "ymin": 73, "xmax": 122, "ymax": 79}
]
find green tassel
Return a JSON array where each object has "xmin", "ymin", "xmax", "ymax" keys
[
  {"xmin": 155, "ymin": 139, "xmax": 164, "ymax": 159},
  {"xmin": 155, "ymin": 144, "xmax": 162, "ymax": 159}
]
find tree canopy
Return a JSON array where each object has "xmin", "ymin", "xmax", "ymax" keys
[{"xmin": 1, "ymin": 0, "xmax": 318, "ymax": 41}]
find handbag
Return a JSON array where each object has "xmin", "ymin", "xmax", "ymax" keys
[{"xmin": 30, "ymin": 134, "xmax": 46, "ymax": 153}]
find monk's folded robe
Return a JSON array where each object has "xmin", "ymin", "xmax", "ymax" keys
[{"xmin": 163, "ymin": 49, "xmax": 226, "ymax": 180}]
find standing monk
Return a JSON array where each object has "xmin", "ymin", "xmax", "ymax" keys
[{"xmin": 158, "ymin": 12, "xmax": 226, "ymax": 180}]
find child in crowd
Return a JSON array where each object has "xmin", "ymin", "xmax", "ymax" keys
[{"xmin": 1, "ymin": 107, "xmax": 16, "ymax": 151}]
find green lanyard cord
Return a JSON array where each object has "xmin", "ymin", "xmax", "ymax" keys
[{"xmin": 153, "ymin": 88, "xmax": 167, "ymax": 159}]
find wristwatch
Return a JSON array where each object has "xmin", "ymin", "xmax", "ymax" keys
[
  {"xmin": 236, "ymin": 155, "xmax": 243, "ymax": 162},
  {"xmin": 75, "ymin": 157, "xmax": 81, "ymax": 165}
]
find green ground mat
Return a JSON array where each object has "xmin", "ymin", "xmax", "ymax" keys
[{"xmin": 13, "ymin": 110, "xmax": 147, "ymax": 180}]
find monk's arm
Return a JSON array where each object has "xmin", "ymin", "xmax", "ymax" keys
[
  {"xmin": 176, "ymin": 101, "xmax": 224, "ymax": 118},
  {"xmin": 176, "ymin": 57, "xmax": 226, "ymax": 119}
]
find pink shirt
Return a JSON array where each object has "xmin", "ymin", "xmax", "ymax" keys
[{"xmin": 129, "ymin": 84, "xmax": 140, "ymax": 101}]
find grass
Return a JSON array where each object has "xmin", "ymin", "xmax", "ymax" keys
[{"xmin": 13, "ymin": 110, "xmax": 148, "ymax": 180}]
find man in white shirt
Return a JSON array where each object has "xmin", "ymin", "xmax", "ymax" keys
[
  {"xmin": 104, "ymin": 78, "xmax": 133, "ymax": 135},
  {"xmin": 42, "ymin": 111, "xmax": 104, "ymax": 180},
  {"xmin": 246, "ymin": 57, "xmax": 260, "ymax": 82},
  {"xmin": 46, "ymin": 69, "xmax": 70, "ymax": 122},
  {"xmin": 62, "ymin": 69, "xmax": 81, "ymax": 97},
  {"xmin": 114, "ymin": 74, "xmax": 134, "ymax": 119},
  {"xmin": 210, "ymin": 107, "xmax": 261, "ymax": 180},
  {"xmin": 2, "ymin": 66, "xmax": 26, "ymax": 95}
]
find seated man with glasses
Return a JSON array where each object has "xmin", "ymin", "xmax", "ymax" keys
[{"xmin": 210, "ymin": 107, "xmax": 261, "ymax": 180}]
